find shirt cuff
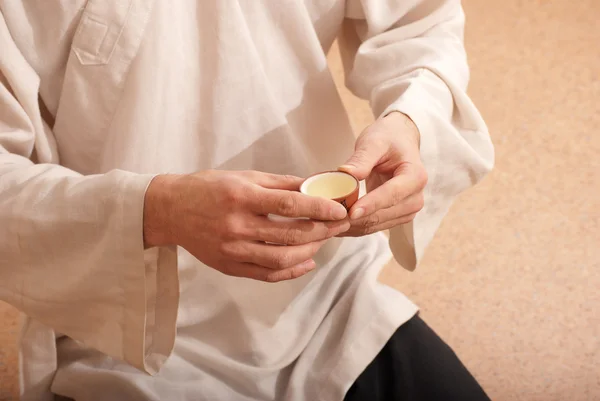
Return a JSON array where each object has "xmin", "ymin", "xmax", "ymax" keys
[
  {"xmin": 377, "ymin": 69, "xmax": 454, "ymax": 271},
  {"xmin": 120, "ymin": 173, "xmax": 179, "ymax": 374}
]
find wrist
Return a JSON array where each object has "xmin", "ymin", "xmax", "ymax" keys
[
  {"xmin": 384, "ymin": 111, "xmax": 421, "ymax": 148},
  {"xmin": 143, "ymin": 174, "xmax": 179, "ymax": 248}
]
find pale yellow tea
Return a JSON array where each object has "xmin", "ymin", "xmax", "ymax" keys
[{"xmin": 304, "ymin": 173, "xmax": 356, "ymax": 199}]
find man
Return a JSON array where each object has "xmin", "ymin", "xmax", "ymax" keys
[{"xmin": 0, "ymin": 0, "xmax": 494, "ymax": 400}]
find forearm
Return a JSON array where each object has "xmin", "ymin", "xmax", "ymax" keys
[
  {"xmin": 0, "ymin": 163, "xmax": 152, "ymax": 320},
  {"xmin": 0, "ymin": 163, "xmax": 179, "ymax": 373},
  {"xmin": 339, "ymin": 0, "xmax": 494, "ymax": 269},
  {"xmin": 143, "ymin": 173, "xmax": 181, "ymax": 248}
]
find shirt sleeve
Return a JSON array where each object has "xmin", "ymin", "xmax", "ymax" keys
[
  {"xmin": 0, "ymin": 11, "xmax": 178, "ymax": 374},
  {"xmin": 338, "ymin": 0, "xmax": 495, "ymax": 270}
]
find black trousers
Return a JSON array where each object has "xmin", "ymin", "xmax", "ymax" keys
[{"xmin": 344, "ymin": 315, "xmax": 491, "ymax": 401}]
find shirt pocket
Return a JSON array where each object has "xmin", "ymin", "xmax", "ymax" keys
[
  {"xmin": 53, "ymin": 0, "xmax": 156, "ymax": 173},
  {"xmin": 71, "ymin": 13, "xmax": 114, "ymax": 66}
]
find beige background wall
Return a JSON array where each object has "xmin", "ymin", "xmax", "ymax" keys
[{"xmin": 1, "ymin": 0, "xmax": 599, "ymax": 399}]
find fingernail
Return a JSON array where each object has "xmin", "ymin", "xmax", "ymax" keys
[
  {"xmin": 332, "ymin": 204, "xmax": 348, "ymax": 220},
  {"xmin": 350, "ymin": 208, "xmax": 364, "ymax": 220},
  {"xmin": 338, "ymin": 164, "xmax": 354, "ymax": 172}
]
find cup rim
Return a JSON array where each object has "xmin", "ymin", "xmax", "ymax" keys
[{"xmin": 299, "ymin": 170, "xmax": 359, "ymax": 200}]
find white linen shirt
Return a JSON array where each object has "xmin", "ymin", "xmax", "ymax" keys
[{"xmin": 0, "ymin": 0, "xmax": 493, "ymax": 400}]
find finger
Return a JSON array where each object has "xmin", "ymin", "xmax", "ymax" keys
[
  {"xmin": 221, "ymin": 259, "xmax": 316, "ymax": 282},
  {"xmin": 348, "ymin": 194, "xmax": 424, "ymax": 225},
  {"xmin": 262, "ymin": 259, "xmax": 317, "ymax": 282},
  {"xmin": 338, "ymin": 204, "xmax": 416, "ymax": 235},
  {"xmin": 338, "ymin": 136, "xmax": 389, "ymax": 180},
  {"xmin": 338, "ymin": 213, "xmax": 418, "ymax": 237},
  {"xmin": 223, "ymin": 240, "xmax": 325, "ymax": 270},
  {"xmin": 247, "ymin": 215, "xmax": 350, "ymax": 245},
  {"xmin": 246, "ymin": 171, "xmax": 305, "ymax": 191},
  {"xmin": 251, "ymin": 188, "xmax": 348, "ymax": 220},
  {"xmin": 348, "ymin": 167, "xmax": 425, "ymax": 219}
]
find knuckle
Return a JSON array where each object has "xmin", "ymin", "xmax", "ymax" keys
[
  {"xmin": 273, "ymin": 252, "xmax": 291, "ymax": 269},
  {"xmin": 277, "ymin": 195, "xmax": 298, "ymax": 216},
  {"xmin": 218, "ymin": 242, "xmax": 237, "ymax": 258},
  {"xmin": 363, "ymin": 225, "xmax": 379, "ymax": 235},
  {"xmin": 223, "ymin": 184, "xmax": 243, "ymax": 205},
  {"xmin": 282, "ymin": 228, "xmax": 302, "ymax": 245},
  {"xmin": 264, "ymin": 271, "xmax": 283, "ymax": 283},
  {"xmin": 362, "ymin": 228, "xmax": 374, "ymax": 235},
  {"xmin": 368, "ymin": 213, "xmax": 381, "ymax": 226},
  {"xmin": 223, "ymin": 216, "xmax": 244, "ymax": 238},
  {"xmin": 310, "ymin": 200, "xmax": 325, "ymax": 218},
  {"xmin": 359, "ymin": 213, "xmax": 380, "ymax": 228}
]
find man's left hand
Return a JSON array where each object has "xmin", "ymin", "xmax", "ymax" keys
[{"xmin": 338, "ymin": 112, "xmax": 428, "ymax": 237}]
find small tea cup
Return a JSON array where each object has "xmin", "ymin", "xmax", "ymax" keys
[{"xmin": 300, "ymin": 171, "xmax": 359, "ymax": 211}]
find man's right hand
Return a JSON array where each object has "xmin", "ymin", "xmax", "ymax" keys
[{"xmin": 143, "ymin": 170, "xmax": 350, "ymax": 282}]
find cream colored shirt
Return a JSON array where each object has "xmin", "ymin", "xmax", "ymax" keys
[{"xmin": 0, "ymin": 1, "xmax": 493, "ymax": 400}]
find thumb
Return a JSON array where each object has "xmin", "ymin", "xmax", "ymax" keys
[{"xmin": 338, "ymin": 138, "xmax": 387, "ymax": 180}]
